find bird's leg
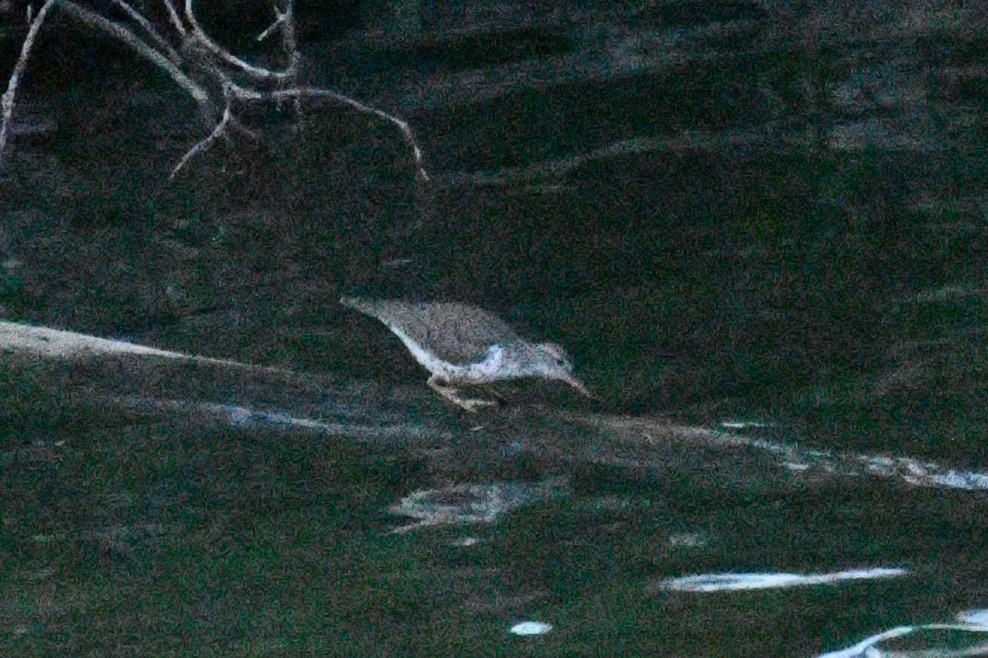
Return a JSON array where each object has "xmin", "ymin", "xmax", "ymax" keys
[{"xmin": 427, "ymin": 374, "xmax": 496, "ymax": 412}]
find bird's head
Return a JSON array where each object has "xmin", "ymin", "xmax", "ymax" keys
[{"xmin": 535, "ymin": 342, "xmax": 592, "ymax": 397}]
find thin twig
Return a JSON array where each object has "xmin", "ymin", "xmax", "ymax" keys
[
  {"xmin": 257, "ymin": 12, "xmax": 287, "ymax": 42},
  {"xmin": 277, "ymin": 0, "xmax": 300, "ymax": 79},
  {"xmin": 184, "ymin": 0, "xmax": 291, "ymax": 81},
  {"xmin": 162, "ymin": 0, "xmax": 186, "ymax": 37},
  {"xmin": 274, "ymin": 0, "xmax": 302, "ymax": 118},
  {"xmin": 264, "ymin": 87, "xmax": 429, "ymax": 180},
  {"xmin": 110, "ymin": 0, "xmax": 182, "ymax": 64},
  {"xmin": 170, "ymin": 105, "xmax": 232, "ymax": 179},
  {"xmin": 0, "ymin": 0, "xmax": 57, "ymax": 165},
  {"xmin": 59, "ymin": 0, "xmax": 214, "ymax": 118}
]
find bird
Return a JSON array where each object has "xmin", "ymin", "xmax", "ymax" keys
[{"xmin": 340, "ymin": 296, "xmax": 591, "ymax": 411}]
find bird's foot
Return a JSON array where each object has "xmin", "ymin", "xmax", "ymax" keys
[{"xmin": 428, "ymin": 376, "xmax": 497, "ymax": 412}]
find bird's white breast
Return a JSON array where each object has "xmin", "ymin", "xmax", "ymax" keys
[{"xmin": 388, "ymin": 325, "xmax": 505, "ymax": 384}]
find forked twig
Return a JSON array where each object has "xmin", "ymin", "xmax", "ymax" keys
[
  {"xmin": 183, "ymin": 0, "xmax": 291, "ymax": 81},
  {"xmin": 110, "ymin": 0, "xmax": 182, "ymax": 64}
]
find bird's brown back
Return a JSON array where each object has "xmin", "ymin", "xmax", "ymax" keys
[{"xmin": 341, "ymin": 298, "xmax": 527, "ymax": 365}]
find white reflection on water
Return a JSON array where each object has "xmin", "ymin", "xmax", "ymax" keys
[
  {"xmin": 820, "ymin": 620, "xmax": 988, "ymax": 658},
  {"xmin": 708, "ymin": 422, "xmax": 988, "ymax": 492},
  {"xmin": 388, "ymin": 477, "xmax": 569, "ymax": 534},
  {"xmin": 509, "ymin": 621, "xmax": 552, "ymax": 636},
  {"xmin": 657, "ymin": 567, "xmax": 907, "ymax": 593}
]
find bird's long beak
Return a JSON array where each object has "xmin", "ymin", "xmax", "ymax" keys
[{"xmin": 562, "ymin": 373, "xmax": 594, "ymax": 399}]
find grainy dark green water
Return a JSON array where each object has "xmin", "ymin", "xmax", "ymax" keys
[{"xmin": 2, "ymin": 2, "xmax": 987, "ymax": 655}]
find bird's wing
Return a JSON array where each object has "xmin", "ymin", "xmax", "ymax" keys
[{"xmin": 341, "ymin": 298, "xmax": 523, "ymax": 366}]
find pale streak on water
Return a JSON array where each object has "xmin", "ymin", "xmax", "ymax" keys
[
  {"xmin": 4, "ymin": 321, "xmax": 986, "ymax": 654},
  {"xmin": 657, "ymin": 568, "xmax": 908, "ymax": 592},
  {"xmin": 820, "ymin": 620, "xmax": 988, "ymax": 658}
]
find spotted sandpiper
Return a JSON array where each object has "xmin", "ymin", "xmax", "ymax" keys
[{"xmin": 340, "ymin": 297, "xmax": 591, "ymax": 411}]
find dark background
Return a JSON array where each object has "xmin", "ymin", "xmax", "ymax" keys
[{"xmin": 1, "ymin": 1, "xmax": 986, "ymax": 654}]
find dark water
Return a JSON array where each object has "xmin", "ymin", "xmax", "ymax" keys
[{"xmin": 2, "ymin": 1, "xmax": 987, "ymax": 655}]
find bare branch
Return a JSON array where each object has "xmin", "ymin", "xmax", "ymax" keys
[
  {"xmin": 277, "ymin": 0, "xmax": 301, "ymax": 79},
  {"xmin": 170, "ymin": 105, "xmax": 233, "ymax": 179},
  {"xmin": 267, "ymin": 87, "xmax": 429, "ymax": 181},
  {"xmin": 162, "ymin": 0, "xmax": 187, "ymax": 37},
  {"xmin": 211, "ymin": 75, "xmax": 427, "ymax": 179},
  {"xmin": 2, "ymin": 0, "xmax": 429, "ymax": 183},
  {"xmin": 0, "ymin": 0, "xmax": 57, "ymax": 165},
  {"xmin": 110, "ymin": 0, "xmax": 182, "ymax": 64},
  {"xmin": 257, "ymin": 12, "xmax": 287, "ymax": 42},
  {"xmin": 275, "ymin": 0, "xmax": 302, "ymax": 118},
  {"xmin": 59, "ymin": 0, "xmax": 214, "ymax": 118},
  {"xmin": 183, "ymin": 0, "xmax": 291, "ymax": 81}
]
